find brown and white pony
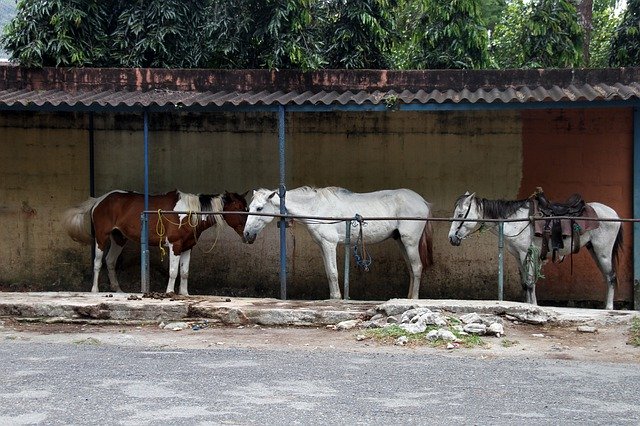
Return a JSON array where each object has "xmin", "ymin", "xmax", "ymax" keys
[{"xmin": 62, "ymin": 190, "xmax": 248, "ymax": 295}]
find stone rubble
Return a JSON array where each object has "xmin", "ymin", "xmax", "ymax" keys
[{"xmin": 332, "ymin": 306, "xmax": 512, "ymax": 347}]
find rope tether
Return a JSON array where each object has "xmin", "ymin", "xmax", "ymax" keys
[{"xmin": 352, "ymin": 214, "xmax": 372, "ymax": 271}]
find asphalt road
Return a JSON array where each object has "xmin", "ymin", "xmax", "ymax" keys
[{"xmin": 1, "ymin": 336, "xmax": 640, "ymax": 425}]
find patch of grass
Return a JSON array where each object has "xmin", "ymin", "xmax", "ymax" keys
[
  {"xmin": 501, "ymin": 338, "xmax": 519, "ymax": 348},
  {"xmin": 363, "ymin": 324, "xmax": 486, "ymax": 348},
  {"xmin": 628, "ymin": 317, "xmax": 640, "ymax": 347},
  {"xmin": 73, "ymin": 337, "xmax": 101, "ymax": 345}
]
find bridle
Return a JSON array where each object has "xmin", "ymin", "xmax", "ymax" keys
[{"xmin": 453, "ymin": 197, "xmax": 481, "ymax": 240}]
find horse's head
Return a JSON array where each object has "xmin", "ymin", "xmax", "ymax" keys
[
  {"xmin": 448, "ymin": 191, "xmax": 480, "ymax": 246},
  {"xmin": 243, "ymin": 188, "xmax": 280, "ymax": 244},
  {"xmin": 222, "ymin": 191, "xmax": 249, "ymax": 241}
]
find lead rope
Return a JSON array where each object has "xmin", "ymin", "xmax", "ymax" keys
[
  {"xmin": 155, "ymin": 209, "xmax": 200, "ymax": 261},
  {"xmin": 352, "ymin": 214, "xmax": 372, "ymax": 271}
]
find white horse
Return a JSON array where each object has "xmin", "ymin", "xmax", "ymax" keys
[
  {"xmin": 243, "ymin": 186, "xmax": 434, "ymax": 299},
  {"xmin": 448, "ymin": 192, "xmax": 623, "ymax": 309}
]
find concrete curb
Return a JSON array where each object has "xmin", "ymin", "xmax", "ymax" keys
[{"xmin": 0, "ymin": 292, "xmax": 637, "ymax": 327}]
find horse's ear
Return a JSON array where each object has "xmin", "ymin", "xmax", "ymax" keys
[
  {"xmin": 464, "ymin": 191, "xmax": 470, "ymax": 195},
  {"xmin": 241, "ymin": 190, "xmax": 249, "ymax": 198},
  {"xmin": 267, "ymin": 191, "xmax": 277, "ymax": 200},
  {"xmin": 469, "ymin": 192, "xmax": 476, "ymax": 199}
]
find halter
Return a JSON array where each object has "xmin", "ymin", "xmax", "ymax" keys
[{"xmin": 453, "ymin": 197, "xmax": 480, "ymax": 240}]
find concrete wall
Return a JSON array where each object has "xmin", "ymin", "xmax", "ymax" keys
[
  {"xmin": 0, "ymin": 108, "xmax": 632, "ymax": 305},
  {"xmin": 519, "ymin": 108, "xmax": 633, "ymax": 307}
]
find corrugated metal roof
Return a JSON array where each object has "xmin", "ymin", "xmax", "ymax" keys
[{"xmin": 1, "ymin": 65, "xmax": 639, "ymax": 110}]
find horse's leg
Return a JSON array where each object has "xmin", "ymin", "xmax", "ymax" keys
[
  {"xmin": 319, "ymin": 241, "xmax": 341, "ymax": 299},
  {"xmin": 586, "ymin": 244, "xmax": 617, "ymax": 310},
  {"xmin": 166, "ymin": 243, "xmax": 180, "ymax": 294},
  {"xmin": 91, "ymin": 242, "xmax": 104, "ymax": 293},
  {"xmin": 514, "ymin": 248, "xmax": 536, "ymax": 305},
  {"xmin": 105, "ymin": 235, "xmax": 124, "ymax": 293},
  {"xmin": 178, "ymin": 250, "xmax": 191, "ymax": 296},
  {"xmin": 402, "ymin": 241, "xmax": 423, "ymax": 299},
  {"xmin": 395, "ymin": 239, "xmax": 414, "ymax": 298}
]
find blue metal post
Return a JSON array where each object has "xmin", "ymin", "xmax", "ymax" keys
[
  {"xmin": 88, "ymin": 112, "xmax": 96, "ymax": 265},
  {"xmin": 278, "ymin": 105, "xmax": 287, "ymax": 300},
  {"xmin": 498, "ymin": 221, "xmax": 504, "ymax": 301},
  {"xmin": 634, "ymin": 107, "xmax": 640, "ymax": 310},
  {"xmin": 344, "ymin": 220, "xmax": 351, "ymax": 300},
  {"xmin": 141, "ymin": 110, "xmax": 150, "ymax": 293}
]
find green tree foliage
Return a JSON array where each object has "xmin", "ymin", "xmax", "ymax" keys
[
  {"xmin": 1, "ymin": 0, "xmax": 111, "ymax": 67},
  {"xmin": 320, "ymin": 0, "xmax": 397, "ymax": 69},
  {"xmin": 492, "ymin": 0, "xmax": 583, "ymax": 68},
  {"xmin": 1, "ymin": 0, "xmax": 324, "ymax": 69},
  {"xmin": 610, "ymin": 0, "xmax": 640, "ymax": 66},
  {"xmin": 395, "ymin": 0, "xmax": 490, "ymax": 69},
  {"xmin": 590, "ymin": 0, "xmax": 621, "ymax": 67},
  {"xmin": 204, "ymin": 0, "xmax": 324, "ymax": 70}
]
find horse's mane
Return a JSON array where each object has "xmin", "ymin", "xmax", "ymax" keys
[
  {"xmin": 478, "ymin": 197, "xmax": 529, "ymax": 219},
  {"xmin": 178, "ymin": 191, "xmax": 224, "ymax": 226}
]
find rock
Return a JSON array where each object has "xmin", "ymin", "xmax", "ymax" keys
[
  {"xmin": 446, "ymin": 343, "xmax": 455, "ymax": 350},
  {"xmin": 426, "ymin": 329, "xmax": 457, "ymax": 341},
  {"xmin": 415, "ymin": 312, "xmax": 448, "ymax": 327},
  {"xmin": 376, "ymin": 301, "xmax": 422, "ymax": 317},
  {"xmin": 163, "ymin": 322, "xmax": 189, "ymax": 331},
  {"xmin": 399, "ymin": 322, "xmax": 427, "ymax": 334},
  {"xmin": 335, "ymin": 319, "xmax": 360, "ymax": 330},
  {"xmin": 480, "ymin": 316, "xmax": 504, "ymax": 326},
  {"xmin": 459, "ymin": 312, "xmax": 482, "ymax": 324},
  {"xmin": 532, "ymin": 333, "xmax": 545, "ymax": 338},
  {"xmin": 369, "ymin": 313, "xmax": 385, "ymax": 322},
  {"xmin": 577, "ymin": 325, "xmax": 597, "ymax": 333},
  {"xmin": 509, "ymin": 310, "xmax": 552, "ymax": 325},
  {"xmin": 401, "ymin": 308, "xmax": 432, "ymax": 323},
  {"xmin": 395, "ymin": 336, "xmax": 408, "ymax": 346},
  {"xmin": 463, "ymin": 323, "xmax": 487, "ymax": 335},
  {"xmin": 487, "ymin": 323, "xmax": 505, "ymax": 337},
  {"xmin": 355, "ymin": 334, "xmax": 367, "ymax": 341},
  {"xmin": 386, "ymin": 316, "xmax": 399, "ymax": 324}
]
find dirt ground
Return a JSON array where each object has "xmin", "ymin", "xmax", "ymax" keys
[{"xmin": 1, "ymin": 318, "xmax": 639, "ymax": 364}]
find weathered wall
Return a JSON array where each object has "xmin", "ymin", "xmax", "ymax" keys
[
  {"xmin": 519, "ymin": 108, "xmax": 633, "ymax": 308},
  {"xmin": 0, "ymin": 108, "xmax": 632, "ymax": 305}
]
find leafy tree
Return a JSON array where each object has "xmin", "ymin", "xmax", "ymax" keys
[
  {"xmin": 1, "ymin": 0, "xmax": 112, "ymax": 67},
  {"xmin": 479, "ymin": 0, "xmax": 508, "ymax": 33},
  {"xmin": 320, "ymin": 0, "xmax": 397, "ymax": 69},
  {"xmin": 110, "ymin": 0, "xmax": 209, "ymax": 68},
  {"xmin": 204, "ymin": 0, "xmax": 324, "ymax": 70},
  {"xmin": 489, "ymin": 0, "xmax": 526, "ymax": 68},
  {"xmin": 1, "ymin": 0, "xmax": 325, "ymax": 69},
  {"xmin": 590, "ymin": 0, "xmax": 621, "ymax": 67},
  {"xmin": 492, "ymin": 0, "xmax": 583, "ymax": 68},
  {"xmin": 609, "ymin": 0, "xmax": 640, "ymax": 66},
  {"xmin": 396, "ymin": 0, "xmax": 489, "ymax": 69}
]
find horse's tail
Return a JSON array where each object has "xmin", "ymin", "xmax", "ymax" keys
[
  {"xmin": 611, "ymin": 225, "xmax": 624, "ymax": 274},
  {"xmin": 419, "ymin": 209, "xmax": 434, "ymax": 270},
  {"xmin": 61, "ymin": 197, "xmax": 98, "ymax": 245}
]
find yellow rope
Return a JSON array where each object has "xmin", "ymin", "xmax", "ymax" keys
[
  {"xmin": 156, "ymin": 209, "xmax": 167, "ymax": 260},
  {"xmin": 156, "ymin": 209, "xmax": 197, "ymax": 260},
  {"xmin": 155, "ymin": 209, "xmax": 210, "ymax": 260},
  {"xmin": 199, "ymin": 223, "xmax": 221, "ymax": 254}
]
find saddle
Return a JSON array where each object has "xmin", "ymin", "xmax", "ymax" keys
[{"xmin": 531, "ymin": 187, "xmax": 598, "ymax": 262}]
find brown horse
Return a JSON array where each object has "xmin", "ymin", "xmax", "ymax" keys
[{"xmin": 62, "ymin": 190, "xmax": 248, "ymax": 295}]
